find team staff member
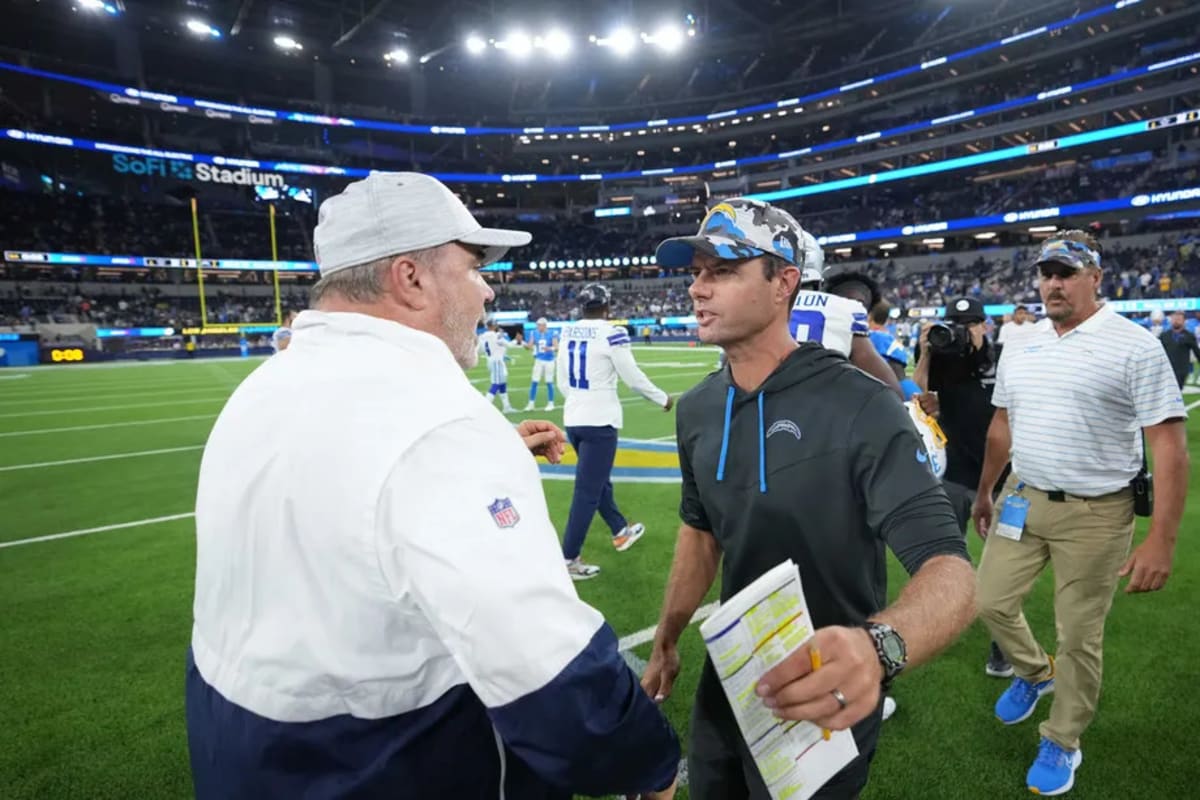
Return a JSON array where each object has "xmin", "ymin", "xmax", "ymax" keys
[
  {"xmin": 1158, "ymin": 309, "xmax": 1200, "ymax": 390},
  {"xmin": 646, "ymin": 198, "xmax": 977, "ymax": 799},
  {"xmin": 972, "ymin": 231, "xmax": 1188, "ymax": 796},
  {"xmin": 188, "ymin": 172, "xmax": 680, "ymax": 800}
]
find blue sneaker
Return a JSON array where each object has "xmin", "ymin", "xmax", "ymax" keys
[
  {"xmin": 995, "ymin": 674, "xmax": 1054, "ymax": 725},
  {"xmin": 1027, "ymin": 738, "xmax": 1082, "ymax": 795}
]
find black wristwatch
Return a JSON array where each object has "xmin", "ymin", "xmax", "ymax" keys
[{"xmin": 863, "ymin": 622, "xmax": 907, "ymax": 688}]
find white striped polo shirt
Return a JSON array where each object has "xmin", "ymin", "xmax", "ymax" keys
[{"xmin": 993, "ymin": 303, "xmax": 1186, "ymax": 497}]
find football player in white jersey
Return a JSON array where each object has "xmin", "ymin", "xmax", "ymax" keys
[
  {"xmin": 524, "ymin": 317, "xmax": 559, "ymax": 411},
  {"xmin": 790, "ymin": 232, "xmax": 903, "ymax": 397},
  {"xmin": 478, "ymin": 320, "xmax": 515, "ymax": 413},
  {"xmin": 556, "ymin": 283, "xmax": 673, "ymax": 580}
]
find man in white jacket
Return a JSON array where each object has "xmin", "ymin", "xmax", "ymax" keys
[{"xmin": 187, "ymin": 172, "xmax": 680, "ymax": 800}]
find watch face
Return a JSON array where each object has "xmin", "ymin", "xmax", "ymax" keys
[{"xmin": 882, "ymin": 636, "xmax": 905, "ymax": 663}]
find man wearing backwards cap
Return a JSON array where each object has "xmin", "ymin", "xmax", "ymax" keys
[
  {"xmin": 972, "ymin": 229, "xmax": 1187, "ymax": 796},
  {"xmin": 644, "ymin": 197, "xmax": 976, "ymax": 799},
  {"xmin": 187, "ymin": 172, "xmax": 680, "ymax": 800}
]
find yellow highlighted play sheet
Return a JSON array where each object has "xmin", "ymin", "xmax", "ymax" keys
[{"xmin": 699, "ymin": 560, "xmax": 859, "ymax": 800}]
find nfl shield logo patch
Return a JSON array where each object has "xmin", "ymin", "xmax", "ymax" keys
[{"xmin": 488, "ymin": 497, "xmax": 521, "ymax": 528}]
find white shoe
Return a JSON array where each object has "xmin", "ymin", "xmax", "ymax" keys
[
  {"xmin": 502, "ymin": 406, "xmax": 516, "ymax": 413},
  {"xmin": 566, "ymin": 558, "xmax": 600, "ymax": 581},
  {"xmin": 523, "ymin": 402, "xmax": 535, "ymax": 411},
  {"xmin": 544, "ymin": 402, "xmax": 555, "ymax": 411},
  {"xmin": 612, "ymin": 523, "xmax": 645, "ymax": 552},
  {"xmin": 882, "ymin": 696, "xmax": 897, "ymax": 721}
]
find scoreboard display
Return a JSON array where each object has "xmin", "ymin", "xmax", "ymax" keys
[{"xmin": 39, "ymin": 346, "xmax": 98, "ymax": 364}]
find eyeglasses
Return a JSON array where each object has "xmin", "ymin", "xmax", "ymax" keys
[{"xmin": 1038, "ymin": 262, "xmax": 1079, "ymax": 280}]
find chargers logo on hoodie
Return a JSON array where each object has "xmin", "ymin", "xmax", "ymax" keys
[{"xmin": 766, "ymin": 419, "xmax": 802, "ymax": 441}]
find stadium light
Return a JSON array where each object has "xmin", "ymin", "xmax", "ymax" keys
[
  {"xmin": 497, "ymin": 31, "xmax": 533, "ymax": 59},
  {"xmin": 385, "ymin": 48, "xmax": 410, "ymax": 65},
  {"xmin": 879, "ymin": 243, "xmax": 899, "ymax": 250},
  {"xmin": 185, "ymin": 20, "xmax": 222, "ymax": 38},
  {"xmin": 541, "ymin": 29, "xmax": 572, "ymax": 59},
  {"xmin": 273, "ymin": 35, "xmax": 303, "ymax": 52},
  {"xmin": 974, "ymin": 231, "xmax": 998, "ymax": 240},
  {"xmin": 648, "ymin": 25, "xmax": 685, "ymax": 53},
  {"xmin": 78, "ymin": 0, "xmax": 119, "ymax": 14},
  {"xmin": 465, "ymin": 34, "xmax": 487, "ymax": 55},
  {"xmin": 598, "ymin": 27, "xmax": 637, "ymax": 56}
]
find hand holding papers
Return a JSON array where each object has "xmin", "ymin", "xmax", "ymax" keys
[{"xmin": 698, "ymin": 561, "xmax": 859, "ymax": 800}]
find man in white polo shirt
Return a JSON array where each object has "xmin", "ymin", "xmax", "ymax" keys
[
  {"xmin": 971, "ymin": 230, "xmax": 1189, "ymax": 796},
  {"xmin": 995, "ymin": 304, "xmax": 1043, "ymax": 351},
  {"xmin": 187, "ymin": 172, "xmax": 680, "ymax": 800}
]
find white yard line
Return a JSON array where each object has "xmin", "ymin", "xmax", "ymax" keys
[
  {"xmin": 1, "ymin": 509, "xmax": 719, "ymax": 657},
  {"xmin": 0, "ymin": 445, "xmax": 203, "ymax": 472},
  {"xmin": 0, "ymin": 382, "xmax": 221, "ymax": 401},
  {"xmin": 0, "ymin": 414, "xmax": 218, "ymax": 438},
  {"xmin": 1187, "ymin": 398, "xmax": 1200, "ymax": 411},
  {"xmin": 617, "ymin": 601, "xmax": 720, "ymax": 652},
  {"xmin": 0, "ymin": 373, "xmax": 30, "ymax": 380},
  {"xmin": 0, "ymin": 383, "xmax": 226, "ymax": 401},
  {"xmin": 12, "ymin": 356, "xmax": 265, "ymax": 372},
  {"xmin": 0, "ymin": 512, "xmax": 195, "ymax": 549},
  {"xmin": 0, "ymin": 383, "xmax": 223, "ymax": 402},
  {"xmin": 0, "ymin": 396, "xmax": 228, "ymax": 419}
]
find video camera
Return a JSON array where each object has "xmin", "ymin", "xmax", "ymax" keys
[{"xmin": 927, "ymin": 321, "xmax": 972, "ymax": 356}]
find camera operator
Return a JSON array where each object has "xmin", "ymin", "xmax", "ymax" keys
[{"xmin": 913, "ymin": 297, "xmax": 1012, "ymax": 678}]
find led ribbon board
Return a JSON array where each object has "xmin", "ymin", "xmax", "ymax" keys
[{"xmin": 6, "ymin": 106, "xmax": 1196, "ymax": 186}]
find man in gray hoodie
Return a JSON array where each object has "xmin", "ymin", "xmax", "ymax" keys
[{"xmin": 643, "ymin": 198, "xmax": 977, "ymax": 799}]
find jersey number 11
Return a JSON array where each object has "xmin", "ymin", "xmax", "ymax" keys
[{"xmin": 567, "ymin": 341, "xmax": 590, "ymax": 389}]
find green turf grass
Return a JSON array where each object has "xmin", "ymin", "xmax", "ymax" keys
[{"xmin": 1, "ymin": 350, "xmax": 1196, "ymax": 799}]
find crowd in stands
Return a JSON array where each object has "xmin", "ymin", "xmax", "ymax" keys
[
  {"xmin": 0, "ymin": 190, "xmax": 314, "ymax": 262},
  {"xmin": 0, "ymin": 282, "xmax": 302, "ymax": 330},
  {"xmin": 868, "ymin": 230, "xmax": 1200, "ymax": 308},
  {"xmin": 1, "ymin": 139, "xmax": 1193, "ymax": 273},
  {"xmin": 5, "ymin": 231, "xmax": 1197, "ymax": 331}
]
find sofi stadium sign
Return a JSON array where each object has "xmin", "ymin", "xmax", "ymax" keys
[{"xmin": 111, "ymin": 154, "xmax": 284, "ymax": 187}]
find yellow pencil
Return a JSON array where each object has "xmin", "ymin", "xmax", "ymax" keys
[{"xmin": 809, "ymin": 646, "xmax": 832, "ymax": 741}]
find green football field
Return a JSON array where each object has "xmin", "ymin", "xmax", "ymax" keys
[{"xmin": 2, "ymin": 348, "xmax": 1197, "ymax": 799}]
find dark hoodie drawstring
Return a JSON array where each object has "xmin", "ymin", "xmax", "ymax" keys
[{"xmin": 714, "ymin": 386, "xmax": 768, "ymax": 494}]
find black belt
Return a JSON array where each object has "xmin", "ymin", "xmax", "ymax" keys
[{"xmin": 1020, "ymin": 482, "xmax": 1128, "ymax": 503}]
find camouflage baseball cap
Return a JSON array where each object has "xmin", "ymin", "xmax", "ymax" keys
[
  {"xmin": 1034, "ymin": 238, "xmax": 1101, "ymax": 272},
  {"xmin": 655, "ymin": 198, "xmax": 806, "ymax": 269}
]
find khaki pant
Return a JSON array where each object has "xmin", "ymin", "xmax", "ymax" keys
[{"xmin": 976, "ymin": 475, "xmax": 1134, "ymax": 751}]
